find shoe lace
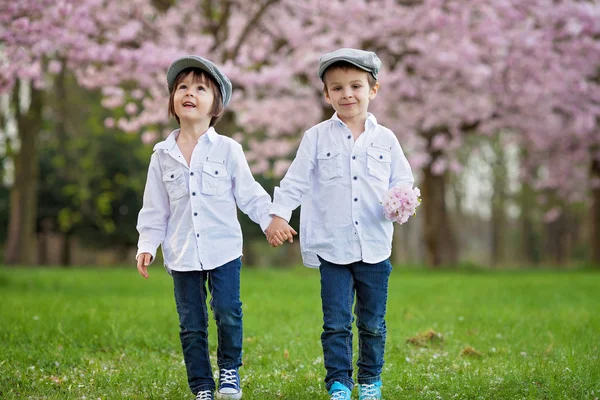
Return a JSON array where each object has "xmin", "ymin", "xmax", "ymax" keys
[
  {"xmin": 360, "ymin": 383, "xmax": 379, "ymax": 399},
  {"xmin": 195, "ymin": 390, "xmax": 212, "ymax": 400},
  {"xmin": 331, "ymin": 390, "xmax": 348, "ymax": 400},
  {"xmin": 220, "ymin": 368, "xmax": 238, "ymax": 386}
]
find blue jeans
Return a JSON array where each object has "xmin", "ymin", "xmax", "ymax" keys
[
  {"xmin": 171, "ymin": 257, "xmax": 243, "ymax": 394},
  {"xmin": 318, "ymin": 256, "xmax": 392, "ymax": 391}
]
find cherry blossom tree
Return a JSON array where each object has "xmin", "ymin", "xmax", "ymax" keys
[
  {"xmin": 0, "ymin": 0, "xmax": 159, "ymax": 264},
  {"xmin": 3, "ymin": 0, "xmax": 598, "ymax": 266}
]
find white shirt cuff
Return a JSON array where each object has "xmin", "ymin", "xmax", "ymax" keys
[
  {"xmin": 136, "ymin": 244, "xmax": 157, "ymax": 264},
  {"xmin": 269, "ymin": 204, "xmax": 292, "ymax": 223},
  {"xmin": 259, "ymin": 215, "xmax": 273, "ymax": 233}
]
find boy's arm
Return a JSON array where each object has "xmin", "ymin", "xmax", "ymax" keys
[
  {"xmin": 230, "ymin": 142, "xmax": 273, "ymax": 232},
  {"xmin": 270, "ymin": 131, "xmax": 317, "ymax": 222},
  {"xmin": 136, "ymin": 152, "xmax": 170, "ymax": 264},
  {"xmin": 389, "ymin": 137, "xmax": 415, "ymax": 189}
]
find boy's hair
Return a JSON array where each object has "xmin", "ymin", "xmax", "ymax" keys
[
  {"xmin": 322, "ymin": 61, "xmax": 378, "ymax": 94},
  {"xmin": 168, "ymin": 67, "xmax": 225, "ymax": 127}
]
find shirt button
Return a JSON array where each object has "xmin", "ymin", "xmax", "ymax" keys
[
  {"xmin": 355, "ymin": 221, "xmax": 358, "ymax": 225},
  {"xmin": 379, "ymin": 155, "xmax": 383, "ymax": 159},
  {"xmin": 196, "ymin": 233, "xmax": 199, "ymax": 238},
  {"xmin": 192, "ymin": 192, "xmax": 196, "ymax": 196},
  {"xmin": 190, "ymin": 172, "xmax": 194, "ymax": 176},
  {"xmin": 170, "ymin": 174, "xmax": 174, "ymax": 178},
  {"xmin": 215, "ymin": 170, "xmax": 219, "ymax": 175},
  {"xmin": 327, "ymin": 152, "xmax": 331, "ymax": 157},
  {"xmin": 352, "ymin": 156, "xmax": 356, "ymax": 160},
  {"xmin": 194, "ymin": 212, "xmax": 198, "ymax": 216},
  {"xmin": 354, "ymin": 198, "xmax": 358, "ymax": 202},
  {"xmin": 353, "ymin": 176, "xmax": 357, "ymax": 180},
  {"xmin": 347, "ymin": 135, "xmax": 351, "ymax": 139}
]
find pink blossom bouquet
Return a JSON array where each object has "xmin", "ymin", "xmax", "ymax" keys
[{"xmin": 382, "ymin": 184, "xmax": 422, "ymax": 224}]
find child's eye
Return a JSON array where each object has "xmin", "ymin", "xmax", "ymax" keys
[
  {"xmin": 197, "ymin": 86, "xmax": 206, "ymax": 91},
  {"xmin": 352, "ymin": 85, "xmax": 361, "ymax": 89},
  {"xmin": 332, "ymin": 87, "xmax": 341, "ymax": 91},
  {"xmin": 178, "ymin": 84, "xmax": 187, "ymax": 90}
]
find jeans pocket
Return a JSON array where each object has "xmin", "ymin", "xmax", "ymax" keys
[
  {"xmin": 317, "ymin": 148, "xmax": 343, "ymax": 181},
  {"xmin": 162, "ymin": 169, "xmax": 188, "ymax": 200}
]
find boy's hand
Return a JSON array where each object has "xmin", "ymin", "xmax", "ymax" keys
[
  {"xmin": 266, "ymin": 216, "xmax": 298, "ymax": 247},
  {"xmin": 136, "ymin": 253, "xmax": 152, "ymax": 279}
]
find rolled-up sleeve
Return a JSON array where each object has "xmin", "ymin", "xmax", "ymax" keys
[{"xmin": 136, "ymin": 152, "xmax": 170, "ymax": 262}]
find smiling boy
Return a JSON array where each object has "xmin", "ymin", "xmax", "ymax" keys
[{"xmin": 265, "ymin": 49, "xmax": 415, "ymax": 400}]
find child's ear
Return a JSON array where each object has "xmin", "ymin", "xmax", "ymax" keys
[
  {"xmin": 369, "ymin": 82, "xmax": 380, "ymax": 100},
  {"xmin": 324, "ymin": 89, "xmax": 332, "ymax": 105}
]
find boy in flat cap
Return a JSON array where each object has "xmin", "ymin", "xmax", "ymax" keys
[
  {"xmin": 266, "ymin": 48, "xmax": 414, "ymax": 400},
  {"xmin": 136, "ymin": 55, "xmax": 294, "ymax": 400}
]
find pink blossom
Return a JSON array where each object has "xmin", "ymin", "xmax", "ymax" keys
[
  {"xmin": 141, "ymin": 130, "xmax": 158, "ymax": 144},
  {"xmin": 382, "ymin": 184, "xmax": 422, "ymax": 225},
  {"xmin": 104, "ymin": 117, "xmax": 115, "ymax": 128},
  {"xmin": 47, "ymin": 60, "xmax": 62, "ymax": 74},
  {"xmin": 125, "ymin": 102, "xmax": 138, "ymax": 115},
  {"xmin": 544, "ymin": 207, "xmax": 562, "ymax": 223}
]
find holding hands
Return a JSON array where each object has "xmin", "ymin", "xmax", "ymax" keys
[{"xmin": 265, "ymin": 216, "xmax": 297, "ymax": 247}]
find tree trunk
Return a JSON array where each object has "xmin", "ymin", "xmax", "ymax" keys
[
  {"xmin": 4, "ymin": 84, "xmax": 43, "ymax": 265},
  {"xmin": 490, "ymin": 141, "xmax": 507, "ymax": 267},
  {"xmin": 61, "ymin": 232, "xmax": 72, "ymax": 266},
  {"xmin": 519, "ymin": 181, "xmax": 539, "ymax": 265},
  {"xmin": 591, "ymin": 158, "xmax": 600, "ymax": 266},
  {"xmin": 544, "ymin": 208, "xmax": 567, "ymax": 265},
  {"xmin": 422, "ymin": 163, "xmax": 457, "ymax": 267}
]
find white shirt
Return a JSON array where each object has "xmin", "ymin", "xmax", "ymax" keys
[
  {"xmin": 270, "ymin": 113, "xmax": 414, "ymax": 268},
  {"xmin": 136, "ymin": 127, "xmax": 272, "ymax": 271}
]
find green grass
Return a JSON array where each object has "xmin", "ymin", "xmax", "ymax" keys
[{"xmin": 0, "ymin": 266, "xmax": 599, "ymax": 399}]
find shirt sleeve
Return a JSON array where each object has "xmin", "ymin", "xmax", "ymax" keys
[
  {"xmin": 230, "ymin": 142, "xmax": 273, "ymax": 232},
  {"xmin": 270, "ymin": 131, "xmax": 317, "ymax": 222},
  {"xmin": 136, "ymin": 152, "xmax": 170, "ymax": 262},
  {"xmin": 389, "ymin": 136, "xmax": 415, "ymax": 189}
]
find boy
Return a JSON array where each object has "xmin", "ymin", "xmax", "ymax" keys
[
  {"xmin": 136, "ymin": 55, "xmax": 291, "ymax": 400},
  {"xmin": 266, "ymin": 48, "xmax": 414, "ymax": 400}
]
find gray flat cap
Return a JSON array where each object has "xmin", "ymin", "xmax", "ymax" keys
[
  {"xmin": 318, "ymin": 48, "xmax": 381, "ymax": 81},
  {"xmin": 167, "ymin": 55, "xmax": 232, "ymax": 107}
]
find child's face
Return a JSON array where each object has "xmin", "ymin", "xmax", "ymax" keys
[
  {"xmin": 172, "ymin": 72, "xmax": 216, "ymax": 124},
  {"xmin": 324, "ymin": 68, "xmax": 379, "ymax": 123}
]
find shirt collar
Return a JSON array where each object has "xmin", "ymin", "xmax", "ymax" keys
[
  {"xmin": 153, "ymin": 130, "xmax": 178, "ymax": 152},
  {"xmin": 330, "ymin": 112, "xmax": 378, "ymax": 130},
  {"xmin": 205, "ymin": 126, "xmax": 217, "ymax": 143},
  {"xmin": 153, "ymin": 127, "xmax": 217, "ymax": 152}
]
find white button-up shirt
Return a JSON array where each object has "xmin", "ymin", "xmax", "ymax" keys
[
  {"xmin": 270, "ymin": 113, "xmax": 414, "ymax": 268},
  {"xmin": 136, "ymin": 128, "xmax": 272, "ymax": 271}
]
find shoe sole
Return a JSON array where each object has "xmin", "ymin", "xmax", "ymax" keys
[{"xmin": 215, "ymin": 391, "xmax": 242, "ymax": 400}]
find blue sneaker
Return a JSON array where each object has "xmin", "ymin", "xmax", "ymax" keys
[
  {"xmin": 358, "ymin": 381, "xmax": 382, "ymax": 400},
  {"xmin": 216, "ymin": 368, "xmax": 242, "ymax": 399},
  {"xmin": 328, "ymin": 381, "xmax": 352, "ymax": 400},
  {"xmin": 195, "ymin": 389, "xmax": 214, "ymax": 400}
]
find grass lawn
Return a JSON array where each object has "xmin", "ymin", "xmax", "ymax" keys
[{"xmin": 0, "ymin": 266, "xmax": 598, "ymax": 399}]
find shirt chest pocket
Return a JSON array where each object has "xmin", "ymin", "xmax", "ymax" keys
[
  {"xmin": 162, "ymin": 169, "xmax": 188, "ymax": 200},
  {"xmin": 317, "ymin": 148, "xmax": 343, "ymax": 181},
  {"xmin": 201, "ymin": 160, "xmax": 231, "ymax": 196},
  {"xmin": 366, "ymin": 146, "xmax": 391, "ymax": 182}
]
